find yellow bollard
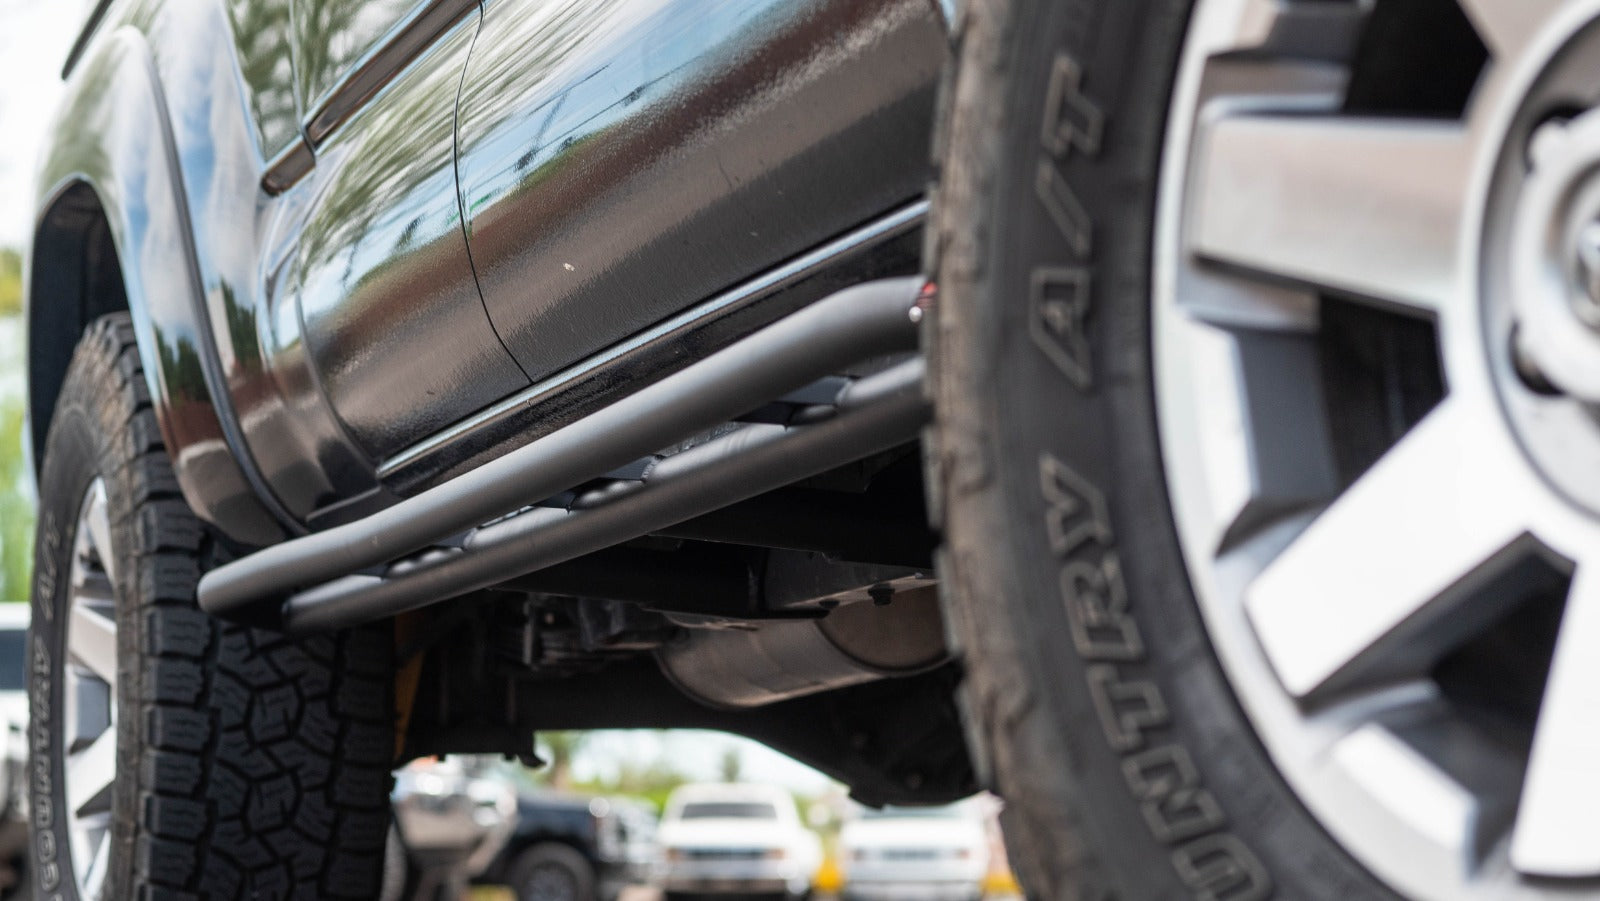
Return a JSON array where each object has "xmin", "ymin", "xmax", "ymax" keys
[
  {"xmin": 813, "ymin": 853, "xmax": 845, "ymax": 894},
  {"xmin": 982, "ymin": 867, "xmax": 1022, "ymax": 897}
]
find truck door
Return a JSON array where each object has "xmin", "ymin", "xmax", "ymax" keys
[
  {"xmin": 454, "ymin": 0, "xmax": 945, "ymax": 384},
  {"xmin": 280, "ymin": 0, "xmax": 531, "ymax": 463}
]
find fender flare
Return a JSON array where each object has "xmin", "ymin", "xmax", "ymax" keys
[{"xmin": 28, "ymin": 26, "xmax": 291, "ymax": 546}]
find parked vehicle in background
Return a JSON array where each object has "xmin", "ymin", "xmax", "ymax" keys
[
  {"xmin": 390, "ymin": 756, "xmax": 518, "ymax": 900},
  {"xmin": 0, "ymin": 606, "xmax": 25, "ymax": 900},
  {"xmin": 839, "ymin": 804, "xmax": 989, "ymax": 901},
  {"xmin": 476, "ymin": 789, "xmax": 656, "ymax": 901},
  {"xmin": 656, "ymin": 783, "xmax": 821, "ymax": 900}
]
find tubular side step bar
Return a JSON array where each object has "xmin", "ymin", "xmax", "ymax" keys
[
  {"xmin": 197, "ymin": 277, "xmax": 927, "ymax": 630},
  {"xmin": 281, "ymin": 360, "xmax": 925, "ymax": 633}
]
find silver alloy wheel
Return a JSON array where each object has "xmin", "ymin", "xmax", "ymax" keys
[
  {"xmin": 1156, "ymin": 0, "xmax": 1600, "ymax": 897},
  {"xmin": 62, "ymin": 478, "xmax": 118, "ymax": 899}
]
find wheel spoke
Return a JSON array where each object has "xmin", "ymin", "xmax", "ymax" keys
[
  {"xmin": 1244, "ymin": 398, "xmax": 1534, "ymax": 698},
  {"xmin": 81, "ymin": 831, "xmax": 111, "ymax": 900},
  {"xmin": 1511, "ymin": 565, "xmax": 1600, "ymax": 877},
  {"xmin": 1328, "ymin": 722, "xmax": 1479, "ymax": 850},
  {"xmin": 1457, "ymin": 0, "xmax": 1568, "ymax": 61},
  {"xmin": 66, "ymin": 728, "xmax": 116, "ymax": 819},
  {"xmin": 1169, "ymin": 322, "xmax": 1337, "ymax": 548},
  {"xmin": 68, "ymin": 600, "xmax": 118, "ymax": 686},
  {"xmin": 1186, "ymin": 0, "xmax": 1366, "ymax": 58},
  {"xmin": 83, "ymin": 480, "xmax": 115, "ymax": 583},
  {"xmin": 1190, "ymin": 114, "xmax": 1473, "ymax": 314}
]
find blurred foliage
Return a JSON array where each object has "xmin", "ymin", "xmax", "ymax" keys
[
  {"xmin": 0, "ymin": 258, "xmax": 31, "ymax": 601},
  {"xmin": 0, "ymin": 248, "xmax": 21, "ymax": 317},
  {"xmin": 535, "ymin": 730, "xmax": 589, "ymax": 790},
  {"xmin": 527, "ymin": 730, "xmax": 693, "ymax": 813},
  {"xmin": 570, "ymin": 754, "xmax": 691, "ymax": 814},
  {"xmin": 0, "ymin": 392, "xmax": 30, "ymax": 603}
]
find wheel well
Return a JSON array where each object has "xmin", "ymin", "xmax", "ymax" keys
[{"xmin": 28, "ymin": 182, "xmax": 128, "ymax": 468}]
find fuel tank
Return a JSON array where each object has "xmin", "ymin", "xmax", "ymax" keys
[{"xmin": 455, "ymin": 0, "xmax": 947, "ymax": 384}]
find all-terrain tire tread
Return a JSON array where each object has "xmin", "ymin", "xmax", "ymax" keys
[{"xmin": 50, "ymin": 314, "xmax": 393, "ymax": 900}]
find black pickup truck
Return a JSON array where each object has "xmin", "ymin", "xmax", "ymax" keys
[
  {"xmin": 24, "ymin": 0, "xmax": 1596, "ymax": 899},
  {"xmin": 477, "ymin": 793, "xmax": 654, "ymax": 901}
]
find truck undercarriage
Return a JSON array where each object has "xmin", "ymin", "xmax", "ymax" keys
[{"xmin": 197, "ymin": 265, "xmax": 972, "ymax": 805}]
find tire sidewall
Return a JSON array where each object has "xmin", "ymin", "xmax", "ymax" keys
[
  {"xmin": 27, "ymin": 379, "xmax": 128, "ymax": 901},
  {"xmin": 931, "ymin": 0, "xmax": 1390, "ymax": 897}
]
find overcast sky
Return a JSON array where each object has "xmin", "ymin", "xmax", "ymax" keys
[
  {"xmin": 571, "ymin": 730, "xmax": 834, "ymax": 795},
  {"xmin": 0, "ymin": 3, "xmax": 83, "ymax": 248}
]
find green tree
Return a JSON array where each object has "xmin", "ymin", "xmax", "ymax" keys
[
  {"xmin": 0, "ymin": 249, "xmax": 21, "ymax": 317},
  {"xmin": 593, "ymin": 750, "xmax": 691, "ymax": 813},
  {"xmin": 537, "ymin": 731, "xmax": 589, "ymax": 790},
  {"xmin": 0, "ymin": 385, "xmax": 32, "ymax": 603}
]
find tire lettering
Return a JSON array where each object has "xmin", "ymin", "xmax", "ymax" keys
[
  {"xmin": 1063, "ymin": 553, "xmax": 1143, "ymax": 661},
  {"xmin": 1031, "ymin": 267, "xmax": 1094, "ymax": 389},
  {"xmin": 1032, "ymin": 50, "xmax": 1102, "ymax": 388},
  {"xmin": 1123, "ymin": 744, "xmax": 1228, "ymax": 843},
  {"xmin": 1042, "ymin": 56, "xmax": 1104, "ymax": 158},
  {"xmin": 1035, "ymin": 159, "xmax": 1093, "ymax": 258},
  {"xmin": 1087, "ymin": 664, "xmax": 1168, "ymax": 752},
  {"xmin": 1172, "ymin": 834, "xmax": 1273, "ymax": 901},
  {"xmin": 30, "ymin": 633, "xmax": 59, "ymax": 891},
  {"xmin": 1040, "ymin": 452, "xmax": 1112, "ymax": 559},
  {"xmin": 34, "ymin": 511, "xmax": 58, "ymax": 621},
  {"xmin": 1037, "ymin": 450, "xmax": 1274, "ymax": 897}
]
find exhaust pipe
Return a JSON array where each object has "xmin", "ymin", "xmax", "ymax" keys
[{"xmin": 657, "ymin": 586, "xmax": 948, "ymax": 709}]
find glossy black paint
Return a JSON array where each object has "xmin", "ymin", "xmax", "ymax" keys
[
  {"xmin": 31, "ymin": 23, "xmax": 291, "ymax": 544},
  {"xmin": 289, "ymin": 9, "xmax": 531, "ymax": 462},
  {"xmin": 300, "ymin": 0, "xmax": 478, "ymax": 144},
  {"xmin": 29, "ymin": 0, "xmax": 947, "ymax": 543},
  {"xmin": 224, "ymin": 0, "xmax": 299, "ymax": 158},
  {"xmin": 457, "ymin": 0, "xmax": 945, "ymax": 384},
  {"xmin": 293, "ymin": 0, "xmax": 434, "ymax": 122},
  {"xmin": 378, "ymin": 202, "xmax": 925, "ymax": 496}
]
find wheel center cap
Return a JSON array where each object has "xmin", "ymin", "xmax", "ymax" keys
[
  {"xmin": 1488, "ymin": 58, "xmax": 1600, "ymax": 517},
  {"xmin": 1511, "ymin": 108, "xmax": 1600, "ymax": 402}
]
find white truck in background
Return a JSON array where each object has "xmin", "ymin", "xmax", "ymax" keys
[{"xmin": 656, "ymin": 783, "xmax": 821, "ymax": 900}]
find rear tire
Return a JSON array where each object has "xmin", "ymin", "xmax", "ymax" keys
[
  {"xmin": 927, "ymin": 0, "xmax": 1390, "ymax": 898},
  {"xmin": 27, "ymin": 314, "xmax": 395, "ymax": 899}
]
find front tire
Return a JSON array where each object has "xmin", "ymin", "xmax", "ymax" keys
[
  {"xmin": 928, "ymin": 0, "xmax": 1388, "ymax": 898},
  {"xmin": 27, "ymin": 314, "xmax": 395, "ymax": 899}
]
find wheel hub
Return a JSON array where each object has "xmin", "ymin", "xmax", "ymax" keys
[
  {"xmin": 1493, "ymin": 37, "xmax": 1600, "ymax": 514},
  {"xmin": 1510, "ymin": 110, "xmax": 1600, "ymax": 399},
  {"xmin": 1156, "ymin": 1, "xmax": 1600, "ymax": 898}
]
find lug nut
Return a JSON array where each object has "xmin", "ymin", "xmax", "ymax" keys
[
  {"xmin": 1512, "ymin": 325, "xmax": 1563, "ymax": 396},
  {"xmin": 1574, "ymin": 222, "xmax": 1600, "ymax": 330},
  {"xmin": 1528, "ymin": 115, "xmax": 1575, "ymax": 172}
]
